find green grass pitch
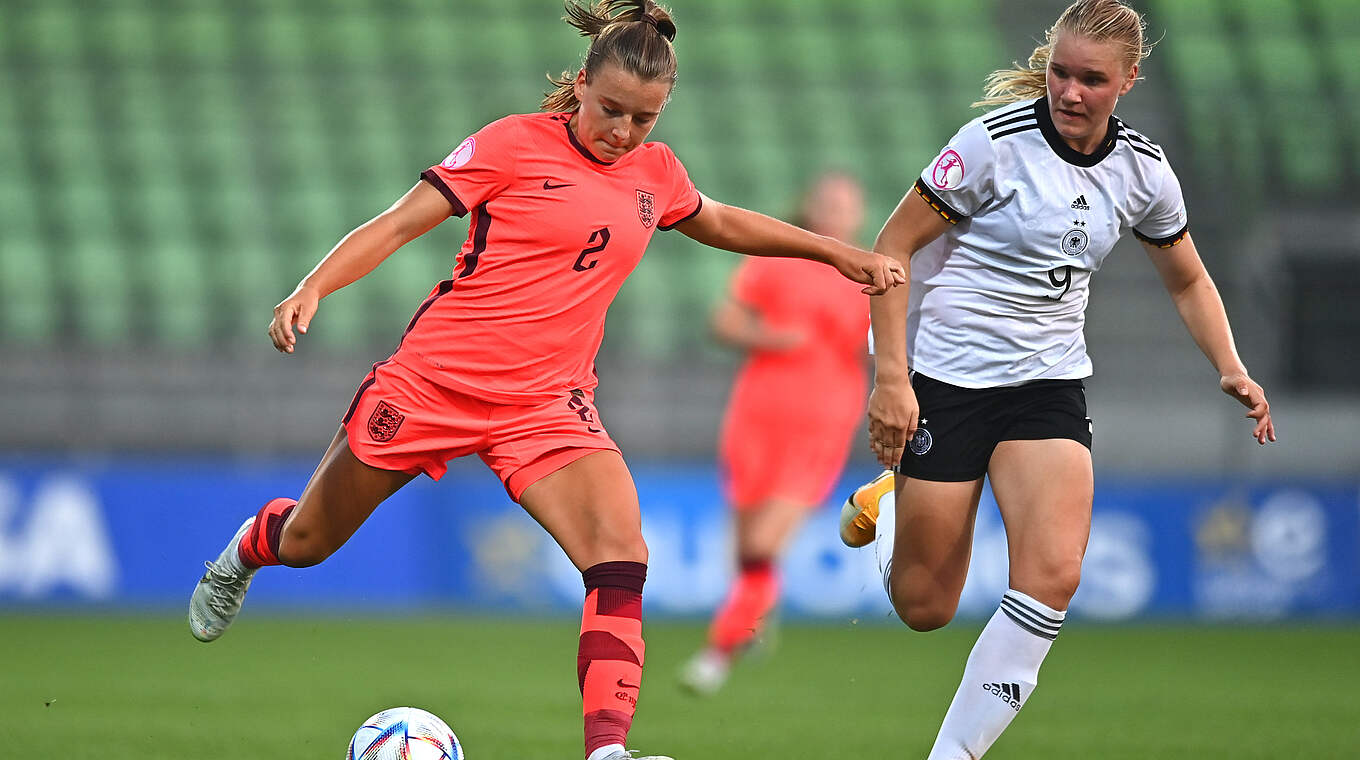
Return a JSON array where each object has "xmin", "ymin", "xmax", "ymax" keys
[{"xmin": 2, "ymin": 614, "xmax": 1357, "ymax": 758}]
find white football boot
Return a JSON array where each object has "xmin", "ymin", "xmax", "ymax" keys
[
  {"xmin": 677, "ymin": 647, "xmax": 731, "ymax": 696},
  {"xmin": 188, "ymin": 517, "xmax": 258, "ymax": 642},
  {"xmin": 598, "ymin": 750, "xmax": 675, "ymax": 760}
]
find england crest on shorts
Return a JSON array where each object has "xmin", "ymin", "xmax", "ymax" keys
[
  {"xmin": 368, "ymin": 400, "xmax": 405, "ymax": 442},
  {"xmin": 636, "ymin": 189, "xmax": 655, "ymax": 229}
]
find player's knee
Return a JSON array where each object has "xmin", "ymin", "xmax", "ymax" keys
[
  {"xmin": 1017, "ymin": 557, "xmax": 1083, "ymax": 610},
  {"xmin": 1053, "ymin": 562, "xmax": 1083, "ymax": 605},
  {"xmin": 899, "ymin": 605, "xmax": 956, "ymax": 632},
  {"xmin": 889, "ymin": 587, "xmax": 957, "ymax": 632}
]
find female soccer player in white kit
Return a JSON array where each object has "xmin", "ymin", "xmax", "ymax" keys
[{"xmin": 838, "ymin": 2, "xmax": 1276, "ymax": 758}]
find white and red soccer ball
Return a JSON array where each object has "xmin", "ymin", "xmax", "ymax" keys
[{"xmin": 347, "ymin": 707, "xmax": 463, "ymax": 760}]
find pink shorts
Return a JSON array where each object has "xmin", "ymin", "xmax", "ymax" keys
[
  {"xmin": 718, "ymin": 405, "xmax": 859, "ymax": 511},
  {"xmin": 341, "ymin": 359, "xmax": 619, "ymax": 501}
]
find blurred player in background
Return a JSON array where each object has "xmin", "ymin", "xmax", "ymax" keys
[
  {"xmin": 837, "ymin": 1, "xmax": 1276, "ymax": 758},
  {"xmin": 185, "ymin": 3, "xmax": 904, "ymax": 760},
  {"xmin": 679, "ymin": 171, "xmax": 871, "ymax": 695}
]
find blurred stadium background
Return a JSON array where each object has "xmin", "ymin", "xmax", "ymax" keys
[{"xmin": 1, "ymin": 0, "xmax": 1357, "ymax": 757}]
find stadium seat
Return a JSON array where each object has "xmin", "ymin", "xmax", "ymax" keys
[
  {"xmin": 160, "ymin": 4, "xmax": 233, "ymax": 66},
  {"xmin": 1312, "ymin": 0, "xmax": 1360, "ymax": 35},
  {"xmin": 1233, "ymin": 0, "xmax": 1304, "ymax": 37},
  {"xmin": 0, "ymin": 176, "xmax": 55, "ymax": 342},
  {"xmin": 11, "ymin": 4, "xmax": 83, "ymax": 65},
  {"xmin": 69, "ymin": 236, "xmax": 135, "ymax": 345},
  {"xmin": 1245, "ymin": 36, "xmax": 1341, "ymax": 188}
]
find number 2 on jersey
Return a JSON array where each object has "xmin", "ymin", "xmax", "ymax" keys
[
  {"xmin": 573, "ymin": 227, "xmax": 611, "ymax": 272},
  {"xmin": 1046, "ymin": 265, "xmax": 1072, "ymax": 300}
]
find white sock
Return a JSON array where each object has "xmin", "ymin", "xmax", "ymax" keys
[
  {"xmin": 873, "ymin": 486, "xmax": 897, "ymax": 597},
  {"xmin": 586, "ymin": 742, "xmax": 625, "ymax": 760},
  {"xmin": 926, "ymin": 589, "xmax": 1065, "ymax": 760}
]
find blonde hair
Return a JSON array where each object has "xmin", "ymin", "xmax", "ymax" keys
[
  {"xmin": 541, "ymin": 0, "xmax": 678, "ymax": 112},
  {"xmin": 973, "ymin": 0, "xmax": 1150, "ymax": 108}
]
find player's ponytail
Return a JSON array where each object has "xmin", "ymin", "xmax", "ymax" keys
[
  {"xmin": 973, "ymin": 0, "xmax": 1151, "ymax": 108},
  {"xmin": 542, "ymin": 0, "xmax": 678, "ymax": 113}
]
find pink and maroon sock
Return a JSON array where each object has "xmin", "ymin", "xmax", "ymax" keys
[
  {"xmin": 707, "ymin": 558, "xmax": 779, "ymax": 655},
  {"xmin": 236, "ymin": 497, "xmax": 297, "ymax": 568},
  {"xmin": 578, "ymin": 560, "xmax": 647, "ymax": 758}
]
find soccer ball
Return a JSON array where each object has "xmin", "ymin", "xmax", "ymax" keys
[{"xmin": 346, "ymin": 706, "xmax": 464, "ymax": 760}]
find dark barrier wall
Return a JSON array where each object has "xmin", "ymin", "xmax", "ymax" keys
[{"xmin": 1, "ymin": 458, "xmax": 1356, "ymax": 620}]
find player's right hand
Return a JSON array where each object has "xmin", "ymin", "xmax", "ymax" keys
[
  {"xmin": 1219, "ymin": 371, "xmax": 1276, "ymax": 445},
  {"xmin": 268, "ymin": 286, "xmax": 321, "ymax": 353},
  {"xmin": 835, "ymin": 247, "xmax": 907, "ymax": 295},
  {"xmin": 867, "ymin": 375, "xmax": 919, "ymax": 469}
]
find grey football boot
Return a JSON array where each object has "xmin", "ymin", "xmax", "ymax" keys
[{"xmin": 188, "ymin": 517, "xmax": 258, "ymax": 642}]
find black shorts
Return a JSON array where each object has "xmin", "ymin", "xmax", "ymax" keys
[{"xmin": 895, "ymin": 373, "xmax": 1093, "ymax": 482}]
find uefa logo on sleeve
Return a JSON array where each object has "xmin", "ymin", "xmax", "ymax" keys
[
  {"xmin": 931, "ymin": 149, "xmax": 964, "ymax": 190},
  {"xmin": 441, "ymin": 136, "xmax": 476, "ymax": 170}
]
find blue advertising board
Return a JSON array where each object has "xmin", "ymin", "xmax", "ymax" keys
[{"xmin": 0, "ymin": 457, "xmax": 1356, "ymax": 620}]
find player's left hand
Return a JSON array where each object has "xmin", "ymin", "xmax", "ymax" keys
[
  {"xmin": 1220, "ymin": 372, "xmax": 1276, "ymax": 445},
  {"xmin": 837, "ymin": 247, "xmax": 907, "ymax": 295}
]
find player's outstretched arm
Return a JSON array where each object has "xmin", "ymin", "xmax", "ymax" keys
[
  {"xmin": 672, "ymin": 195, "xmax": 906, "ymax": 294},
  {"xmin": 268, "ymin": 181, "xmax": 453, "ymax": 353},
  {"xmin": 1143, "ymin": 233, "xmax": 1276, "ymax": 444}
]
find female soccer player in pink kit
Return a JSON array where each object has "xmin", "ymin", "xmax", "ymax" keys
[
  {"xmin": 186, "ymin": 3, "xmax": 904, "ymax": 759},
  {"xmin": 680, "ymin": 171, "xmax": 872, "ymax": 694}
]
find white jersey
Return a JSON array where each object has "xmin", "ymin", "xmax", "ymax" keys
[{"xmin": 905, "ymin": 96, "xmax": 1188, "ymax": 388}]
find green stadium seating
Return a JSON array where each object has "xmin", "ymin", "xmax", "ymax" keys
[
  {"xmin": 93, "ymin": 3, "xmax": 160, "ymax": 68},
  {"xmin": 138, "ymin": 179, "xmax": 211, "ymax": 346},
  {"xmin": 1151, "ymin": 0, "xmax": 1356, "ymax": 200},
  {"xmin": 0, "ymin": 166, "xmax": 55, "ymax": 342},
  {"xmin": 1233, "ymin": 0, "xmax": 1305, "ymax": 36},
  {"xmin": 1245, "ymin": 36, "xmax": 1342, "ymax": 188},
  {"xmin": 1312, "ymin": 0, "xmax": 1360, "ymax": 35},
  {"xmin": 10, "ymin": 4, "xmax": 83, "ymax": 65},
  {"xmin": 1, "ymin": 0, "xmax": 1350, "ymax": 355}
]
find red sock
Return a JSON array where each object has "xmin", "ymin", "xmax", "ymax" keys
[
  {"xmin": 236, "ymin": 497, "xmax": 297, "ymax": 568},
  {"xmin": 578, "ymin": 561, "xmax": 646, "ymax": 758},
  {"xmin": 708, "ymin": 558, "xmax": 779, "ymax": 654}
]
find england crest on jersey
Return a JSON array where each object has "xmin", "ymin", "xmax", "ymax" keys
[{"xmin": 636, "ymin": 189, "xmax": 655, "ymax": 228}]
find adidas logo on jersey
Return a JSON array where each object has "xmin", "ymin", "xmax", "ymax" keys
[
  {"xmin": 982, "ymin": 681, "xmax": 1023, "ymax": 711},
  {"xmin": 1070, "ymin": 194, "xmax": 1091, "ymax": 211}
]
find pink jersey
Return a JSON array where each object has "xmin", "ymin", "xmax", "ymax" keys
[
  {"xmin": 401, "ymin": 111, "xmax": 702, "ymax": 403},
  {"xmin": 724, "ymin": 256, "xmax": 870, "ymax": 425},
  {"xmin": 718, "ymin": 256, "xmax": 870, "ymax": 507}
]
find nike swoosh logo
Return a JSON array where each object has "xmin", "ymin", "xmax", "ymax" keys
[
  {"xmin": 543, "ymin": 180, "xmax": 573, "ymax": 190},
  {"xmin": 616, "ymin": 678, "xmax": 640, "ymax": 689}
]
